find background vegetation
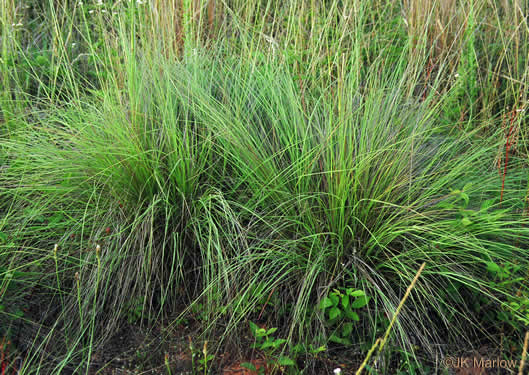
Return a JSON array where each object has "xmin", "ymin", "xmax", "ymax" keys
[{"xmin": 1, "ymin": 0, "xmax": 528, "ymax": 373}]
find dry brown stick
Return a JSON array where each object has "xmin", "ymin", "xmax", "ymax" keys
[
  {"xmin": 355, "ymin": 262, "xmax": 426, "ymax": 375},
  {"xmin": 355, "ymin": 338, "xmax": 381, "ymax": 375},
  {"xmin": 519, "ymin": 331, "xmax": 529, "ymax": 375},
  {"xmin": 207, "ymin": 0, "xmax": 215, "ymax": 36},
  {"xmin": 257, "ymin": 287, "xmax": 276, "ymax": 321}
]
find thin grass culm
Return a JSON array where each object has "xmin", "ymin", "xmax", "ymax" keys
[{"xmin": 355, "ymin": 262, "xmax": 426, "ymax": 375}]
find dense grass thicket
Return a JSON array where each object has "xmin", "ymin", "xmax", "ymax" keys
[{"xmin": 1, "ymin": 0, "xmax": 529, "ymax": 373}]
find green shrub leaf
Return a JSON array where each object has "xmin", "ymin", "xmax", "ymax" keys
[
  {"xmin": 320, "ymin": 297, "xmax": 333, "ymax": 310},
  {"xmin": 278, "ymin": 356, "xmax": 295, "ymax": 366},
  {"xmin": 351, "ymin": 296, "xmax": 369, "ymax": 309},
  {"xmin": 329, "ymin": 307, "xmax": 341, "ymax": 320},
  {"xmin": 341, "ymin": 295, "xmax": 350, "ymax": 309}
]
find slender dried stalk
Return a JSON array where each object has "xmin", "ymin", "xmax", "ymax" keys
[
  {"xmin": 519, "ymin": 331, "xmax": 529, "ymax": 375},
  {"xmin": 355, "ymin": 263, "xmax": 426, "ymax": 375}
]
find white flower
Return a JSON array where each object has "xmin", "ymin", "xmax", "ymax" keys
[
  {"xmin": 101, "ymin": 9, "xmax": 107, "ymax": 12},
  {"xmin": 72, "ymin": 43, "xmax": 77, "ymax": 47},
  {"xmin": 333, "ymin": 368, "xmax": 342, "ymax": 375},
  {"xmin": 89, "ymin": 9, "xmax": 95, "ymax": 13}
]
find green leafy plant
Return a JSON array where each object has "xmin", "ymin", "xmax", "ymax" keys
[
  {"xmin": 188, "ymin": 338, "xmax": 215, "ymax": 375},
  {"xmin": 319, "ymin": 288, "xmax": 370, "ymax": 346},
  {"xmin": 242, "ymin": 322, "xmax": 296, "ymax": 374},
  {"xmin": 506, "ymin": 297, "xmax": 529, "ymax": 327},
  {"xmin": 198, "ymin": 341, "xmax": 214, "ymax": 375},
  {"xmin": 291, "ymin": 343, "xmax": 326, "ymax": 358},
  {"xmin": 486, "ymin": 261, "xmax": 529, "ymax": 330},
  {"xmin": 124, "ymin": 296, "xmax": 144, "ymax": 324}
]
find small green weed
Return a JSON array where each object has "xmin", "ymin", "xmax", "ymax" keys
[
  {"xmin": 320, "ymin": 288, "xmax": 370, "ymax": 346},
  {"xmin": 124, "ymin": 296, "xmax": 144, "ymax": 324},
  {"xmin": 487, "ymin": 261, "xmax": 529, "ymax": 330},
  {"xmin": 188, "ymin": 338, "xmax": 214, "ymax": 375},
  {"xmin": 242, "ymin": 321, "xmax": 296, "ymax": 374}
]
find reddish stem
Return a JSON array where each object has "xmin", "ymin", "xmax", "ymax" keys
[
  {"xmin": 1, "ymin": 341, "xmax": 6, "ymax": 375},
  {"xmin": 257, "ymin": 287, "xmax": 276, "ymax": 321},
  {"xmin": 422, "ymin": 59, "xmax": 434, "ymax": 101}
]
